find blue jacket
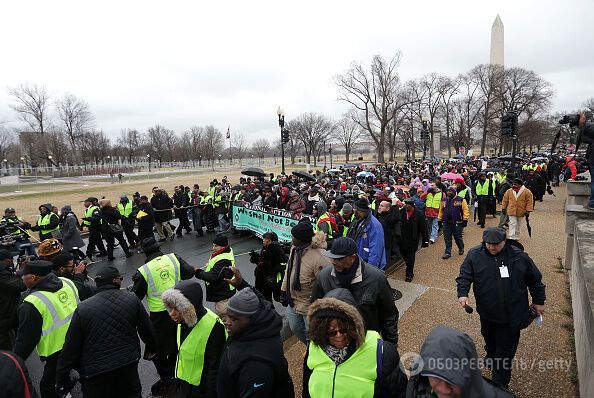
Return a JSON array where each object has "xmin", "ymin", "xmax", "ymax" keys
[{"xmin": 355, "ymin": 214, "xmax": 386, "ymax": 270}]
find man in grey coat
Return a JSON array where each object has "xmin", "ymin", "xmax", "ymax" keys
[{"xmin": 60, "ymin": 205, "xmax": 86, "ymax": 260}]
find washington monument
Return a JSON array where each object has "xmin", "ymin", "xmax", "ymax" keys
[{"xmin": 490, "ymin": 14, "xmax": 504, "ymax": 65}]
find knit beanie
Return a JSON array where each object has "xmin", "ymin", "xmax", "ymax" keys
[
  {"xmin": 213, "ymin": 235, "xmax": 228, "ymax": 246},
  {"xmin": 291, "ymin": 220, "xmax": 314, "ymax": 242},
  {"xmin": 226, "ymin": 288, "xmax": 260, "ymax": 316}
]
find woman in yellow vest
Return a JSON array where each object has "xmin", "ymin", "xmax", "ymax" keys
[
  {"xmin": 303, "ymin": 288, "xmax": 407, "ymax": 398},
  {"xmin": 30, "ymin": 203, "xmax": 60, "ymax": 241},
  {"xmin": 162, "ymin": 279, "xmax": 227, "ymax": 398}
]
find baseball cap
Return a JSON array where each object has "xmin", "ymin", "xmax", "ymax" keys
[
  {"xmin": 323, "ymin": 237, "xmax": 358, "ymax": 259},
  {"xmin": 483, "ymin": 228, "xmax": 507, "ymax": 244},
  {"xmin": 17, "ymin": 260, "xmax": 53, "ymax": 277}
]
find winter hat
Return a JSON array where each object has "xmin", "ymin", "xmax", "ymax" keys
[
  {"xmin": 291, "ymin": 220, "xmax": 315, "ymax": 242},
  {"xmin": 60, "ymin": 204, "xmax": 73, "ymax": 213},
  {"xmin": 37, "ymin": 239, "xmax": 63, "ymax": 258},
  {"xmin": 353, "ymin": 198, "xmax": 369, "ymax": 211},
  {"xmin": 226, "ymin": 287, "xmax": 260, "ymax": 317},
  {"xmin": 213, "ymin": 235, "xmax": 228, "ymax": 247},
  {"xmin": 454, "ymin": 177, "xmax": 465, "ymax": 186},
  {"xmin": 94, "ymin": 266, "xmax": 122, "ymax": 286},
  {"xmin": 342, "ymin": 203, "xmax": 353, "ymax": 214}
]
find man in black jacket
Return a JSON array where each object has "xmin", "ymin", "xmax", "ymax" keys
[
  {"xmin": 81, "ymin": 198, "xmax": 107, "ymax": 260},
  {"xmin": 162, "ymin": 280, "xmax": 227, "ymax": 398},
  {"xmin": 311, "ymin": 237, "xmax": 399, "ymax": 345},
  {"xmin": 173, "ymin": 185, "xmax": 192, "ymax": 237},
  {"xmin": 217, "ymin": 286, "xmax": 294, "ymax": 398},
  {"xmin": 376, "ymin": 200, "xmax": 400, "ymax": 265},
  {"xmin": 398, "ymin": 198, "xmax": 429, "ymax": 282},
  {"xmin": 51, "ymin": 253, "xmax": 95, "ymax": 301},
  {"xmin": 30, "ymin": 203, "xmax": 60, "ymax": 241},
  {"xmin": 151, "ymin": 188, "xmax": 175, "ymax": 242},
  {"xmin": 249, "ymin": 231, "xmax": 287, "ymax": 303},
  {"xmin": 0, "ymin": 250, "xmax": 26, "ymax": 350},
  {"xmin": 456, "ymin": 228, "xmax": 546, "ymax": 388},
  {"xmin": 56, "ymin": 266, "xmax": 157, "ymax": 398},
  {"xmin": 131, "ymin": 237, "xmax": 197, "ymax": 396}
]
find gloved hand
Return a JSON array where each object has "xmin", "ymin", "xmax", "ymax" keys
[
  {"xmin": 194, "ymin": 268, "xmax": 203, "ymax": 278},
  {"xmin": 279, "ymin": 291, "xmax": 288, "ymax": 307},
  {"xmin": 249, "ymin": 249, "xmax": 259, "ymax": 264}
]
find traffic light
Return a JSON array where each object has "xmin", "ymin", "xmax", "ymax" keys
[
  {"xmin": 501, "ymin": 112, "xmax": 517, "ymax": 137},
  {"xmin": 281, "ymin": 128, "xmax": 290, "ymax": 144},
  {"xmin": 420, "ymin": 120, "xmax": 430, "ymax": 141}
]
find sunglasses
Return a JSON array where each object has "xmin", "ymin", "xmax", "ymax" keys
[{"xmin": 327, "ymin": 328, "xmax": 348, "ymax": 337}]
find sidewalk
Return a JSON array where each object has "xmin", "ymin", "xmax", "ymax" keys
[{"xmin": 285, "ymin": 189, "xmax": 578, "ymax": 398}]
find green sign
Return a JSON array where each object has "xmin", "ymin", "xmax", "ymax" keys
[{"xmin": 231, "ymin": 202, "xmax": 312, "ymax": 243}]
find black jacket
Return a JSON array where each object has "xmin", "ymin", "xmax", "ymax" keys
[
  {"xmin": 196, "ymin": 247, "xmax": 236, "ymax": 303},
  {"xmin": 311, "ymin": 258, "xmax": 399, "ymax": 345},
  {"xmin": 377, "ymin": 208, "xmax": 401, "ymax": 248},
  {"xmin": 52, "ymin": 270, "xmax": 96, "ymax": 301},
  {"xmin": 398, "ymin": 208, "xmax": 429, "ymax": 251},
  {"xmin": 456, "ymin": 243, "xmax": 546, "ymax": 329},
  {"xmin": 249, "ymin": 242, "xmax": 287, "ymax": 293},
  {"xmin": 216, "ymin": 287, "xmax": 294, "ymax": 398},
  {"xmin": 405, "ymin": 325, "xmax": 516, "ymax": 397},
  {"xmin": 56, "ymin": 284, "xmax": 157, "ymax": 382},
  {"xmin": 0, "ymin": 265, "xmax": 26, "ymax": 334},
  {"xmin": 30, "ymin": 204, "xmax": 60, "ymax": 239},
  {"xmin": 14, "ymin": 273, "xmax": 64, "ymax": 360},
  {"xmin": 151, "ymin": 194, "xmax": 174, "ymax": 223},
  {"xmin": 0, "ymin": 350, "xmax": 38, "ymax": 398}
]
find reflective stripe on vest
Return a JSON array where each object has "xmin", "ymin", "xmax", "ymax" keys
[
  {"xmin": 307, "ymin": 330, "xmax": 380, "ymax": 398},
  {"xmin": 175, "ymin": 309, "xmax": 226, "ymax": 385},
  {"xmin": 117, "ymin": 202, "xmax": 133, "ymax": 217},
  {"xmin": 37, "ymin": 214, "xmax": 59, "ymax": 234},
  {"xmin": 205, "ymin": 250, "xmax": 236, "ymax": 291},
  {"xmin": 475, "ymin": 181, "xmax": 490, "ymax": 196},
  {"xmin": 23, "ymin": 277, "xmax": 79, "ymax": 357},
  {"xmin": 1, "ymin": 217, "xmax": 24, "ymax": 236},
  {"xmin": 138, "ymin": 253, "xmax": 181, "ymax": 312},
  {"xmin": 425, "ymin": 192, "xmax": 442, "ymax": 209},
  {"xmin": 82, "ymin": 205, "xmax": 98, "ymax": 226}
]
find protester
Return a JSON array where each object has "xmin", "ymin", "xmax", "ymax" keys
[
  {"xmin": 456, "ymin": 228, "xmax": 546, "ymax": 388},
  {"xmin": 99, "ymin": 199, "xmax": 134, "ymax": 261},
  {"xmin": 195, "ymin": 235, "xmax": 237, "ymax": 318},
  {"xmin": 0, "ymin": 250, "xmax": 26, "ymax": 351},
  {"xmin": 501, "ymin": 178, "xmax": 534, "ymax": 240},
  {"xmin": 438, "ymin": 186, "xmax": 469, "ymax": 260},
  {"xmin": 117, "ymin": 194, "xmax": 140, "ymax": 248},
  {"xmin": 1, "ymin": 208, "xmax": 35, "ymax": 256},
  {"xmin": 304, "ymin": 288, "xmax": 406, "ymax": 398},
  {"xmin": 161, "ymin": 279, "xmax": 227, "ymax": 398},
  {"xmin": 30, "ymin": 203, "xmax": 60, "ymax": 241},
  {"xmin": 312, "ymin": 237, "xmax": 399, "ymax": 344},
  {"xmin": 249, "ymin": 231, "xmax": 287, "ymax": 303},
  {"xmin": 474, "ymin": 173, "xmax": 491, "ymax": 228},
  {"xmin": 280, "ymin": 221, "xmax": 329, "ymax": 344},
  {"xmin": 398, "ymin": 197, "xmax": 429, "ymax": 282},
  {"xmin": 376, "ymin": 200, "xmax": 400, "ymax": 264},
  {"xmin": 132, "ymin": 237, "xmax": 196, "ymax": 396},
  {"xmin": 51, "ymin": 252, "xmax": 95, "ymax": 300},
  {"xmin": 0, "ymin": 350, "xmax": 38, "ymax": 398},
  {"xmin": 56, "ymin": 266, "xmax": 157, "ymax": 398},
  {"xmin": 59, "ymin": 204, "xmax": 86, "ymax": 260},
  {"xmin": 421, "ymin": 183, "xmax": 442, "ymax": 243},
  {"xmin": 81, "ymin": 197, "xmax": 107, "ymax": 260},
  {"xmin": 14, "ymin": 260, "xmax": 79, "ymax": 398},
  {"xmin": 347, "ymin": 198, "xmax": 386, "ymax": 270},
  {"xmin": 405, "ymin": 325, "xmax": 516, "ymax": 397},
  {"xmin": 151, "ymin": 188, "xmax": 175, "ymax": 242},
  {"xmin": 132, "ymin": 195, "xmax": 156, "ymax": 243},
  {"xmin": 217, "ymin": 286, "xmax": 295, "ymax": 397}
]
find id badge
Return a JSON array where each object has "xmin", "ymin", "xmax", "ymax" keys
[{"xmin": 499, "ymin": 266, "xmax": 509, "ymax": 278}]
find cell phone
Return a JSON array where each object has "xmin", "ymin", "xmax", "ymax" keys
[{"xmin": 220, "ymin": 267, "xmax": 234, "ymax": 280}]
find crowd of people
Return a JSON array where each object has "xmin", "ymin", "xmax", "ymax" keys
[{"xmin": 0, "ymin": 152, "xmax": 561, "ymax": 398}]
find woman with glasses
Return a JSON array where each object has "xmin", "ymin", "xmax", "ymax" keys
[{"xmin": 303, "ymin": 288, "xmax": 407, "ymax": 398}]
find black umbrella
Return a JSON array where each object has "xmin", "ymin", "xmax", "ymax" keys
[
  {"xmin": 292, "ymin": 170, "xmax": 316, "ymax": 182},
  {"xmin": 241, "ymin": 167, "xmax": 266, "ymax": 177},
  {"xmin": 525, "ymin": 213, "xmax": 532, "ymax": 238},
  {"xmin": 498, "ymin": 155, "xmax": 514, "ymax": 161}
]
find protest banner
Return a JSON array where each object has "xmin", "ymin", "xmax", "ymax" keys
[{"xmin": 231, "ymin": 202, "xmax": 312, "ymax": 243}]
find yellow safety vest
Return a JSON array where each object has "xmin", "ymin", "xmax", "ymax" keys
[
  {"xmin": 425, "ymin": 192, "xmax": 442, "ymax": 209},
  {"xmin": 175, "ymin": 309, "xmax": 226, "ymax": 385},
  {"xmin": 205, "ymin": 250, "xmax": 236, "ymax": 291},
  {"xmin": 82, "ymin": 205, "xmax": 99, "ymax": 226},
  {"xmin": 138, "ymin": 253, "xmax": 181, "ymax": 312},
  {"xmin": 457, "ymin": 188, "xmax": 468, "ymax": 199},
  {"xmin": 307, "ymin": 330, "xmax": 380, "ymax": 398},
  {"xmin": 117, "ymin": 202, "xmax": 133, "ymax": 217},
  {"xmin": 37, "ymin": 213, "xmax": 59, "ymax": 234},
  {"xmin": 1, "ymin": 217, "xmax": 25, "ymax": 236},
  {"xmin": 475, "ymin": 181, "xmax": 490, "ymax": 196},
  {"xmin": 23, "ymin": 277, "xmax": 79, "ymax": 357}
]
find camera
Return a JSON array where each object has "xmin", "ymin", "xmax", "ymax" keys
[{"xmin": 559, "ymin": 111, "xmax": 592, "ymax": 127}]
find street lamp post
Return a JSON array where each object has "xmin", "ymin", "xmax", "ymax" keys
[
  {"xmin": 20, "ymin": 157, "xmax": 25, "ymax": 176},
  {"xmin": 147, "ymin": 154, "xmax": 151, "ymax": 172},
  {"xmin": 421, "ymin": 116, "xmax": 430, "ymax": 160},
  {"xmin": 48, "ymin": 156, "xmax": 54, "ymax": 179},
  {"xmin": 277, "ymin": 106, "xmax": 286, "ymax": 175},
  {"xmin": 2, "ymin": 159, "xmax": 7, "ymax": 176},
  {"xmin": 329, "ymin": 143, "xmax": 333, "ymax": 169}
]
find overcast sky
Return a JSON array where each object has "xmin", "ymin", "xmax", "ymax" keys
[{"xmin": 1, "ymin": 0, "xmax": 592, "ymax": 142}]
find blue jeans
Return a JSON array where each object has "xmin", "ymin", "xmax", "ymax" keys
[
  {"xmin": 427, "ymin": 217, "xmax": 439, "ymax": 241},
  {"xmin": 217, "ymin": 213, "xmax": 230, "ymax": 231},
  {"xmin": 286, "ymin": 305, "xmax": 308, "ymax": 344},
  {"xmin": 443, "ymin": 223, "xmax": 464, "ymax": 255}
]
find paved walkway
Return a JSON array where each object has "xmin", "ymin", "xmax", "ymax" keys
[{"xmin": 285, "ymin": 188, "xmax": 578, "ymax": 397}]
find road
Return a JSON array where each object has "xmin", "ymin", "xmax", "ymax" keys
[{"xmin": 26, "ymin": 226, "xmax": 289, "ymax": 397}]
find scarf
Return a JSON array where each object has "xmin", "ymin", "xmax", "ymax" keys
[
  {"xmin": 210, "ymin": 246, "xmax": 228, "ymax": 259},
  {"xmin": 335, "ymin": 259, "xmax": 359, "ymax": 287},
  {"xmin": 285, "ymin": 242, "xmax": 310, "ymax": 306},
  {"xmin": 324, "ymin": 344, "xmax": 349, "ymax": 365},
  {"xmin": 348, "ymin": 211, "xmax": 371, "ymax": 243}
]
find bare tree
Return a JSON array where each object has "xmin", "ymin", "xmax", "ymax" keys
[
  {"xmin": 502, "ymin": 67, "xmax": 553, "ymax": 116},
  {"xmin": 162, "ymin": 128, "xmax": 177, "ymax": 162},
  {"xmin": 251, "ymin": 139, "xmax": 270, "ymax": 165},
  {"xmin": 8, "ymin": 84, "xmax": 51, "ymax": 134},
  {"xmin": 231, "ymin": 131, "xmax": 247, "ymax": 165},
  {"xmin": 334, "ymin": 53, "xmax": 405, "ymax": 162},
  {"xmin": 46, "ymin": 131, "xmax": 72, "ymax": 166},
  {"xmin": 56, "ymin": 93, "xmax": 94, "ymax": 156},
  {"xmin": 284, "ymin": 120, "xmax": 303, "ymax": 164},
  {"xmin": 583, "ymin": 98, "xmax": 594, "ymax": 112},
  {"xmin": 291, "ymin": 113, "xmax": 334, "ymax": 166},
  {"xmin": 334, "ymin": 116, "xmax": 361, "ymax": 163},
  {"xmin": 147, "ymin": 125, "xmax": 168, "ymax": 166},
  {"xmin": 117, "ymin": 129, "xmax": 144, "ymax": 163},
  {"xmin": 203, "ymin": 125, "xmax": 223, "ymax": 169},
  {"xmin": 80, "ymin": 130, "xmax": 111, "ymax": 165},
  {"xmin": 0, "ymin": 128, "xmax": 14, "ymax": 172}
]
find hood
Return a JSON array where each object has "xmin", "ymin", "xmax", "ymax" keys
[
  {"xmin": 280, "ymin": 187, "xmax": 289, "ymax": 197},
  {"xmin": 314, "ymin": 201, "xmax": 327, "ymax": 215},
  {"xmin": 310, "ymin": 231, "xmax": 328, "ymax": 249},
  {"xmin": 31, "ymin": 272, "xmax": 64, "ymax": 293},
  {"xmin": 335, "ymin": 197, "xmax": 346, "ymax": 211},
  {"xmin": 417, "ymin": 325, "xmax": 510, "ymax": 397},
  {"xmin": 307, "ymin": 289, "xmax": 365, "ymax": 347},
  {"xmin": 39, "ymin": 203, "xmax": 53, "ymax": 213},
  {"xmin": 235, "ymin": 295, "xmax": 282, "ymax": 342},
  {"xmin": 161, "ymin": 280, "xmax": 206, "ymax": 327}
]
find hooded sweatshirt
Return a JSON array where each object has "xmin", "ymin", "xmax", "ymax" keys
[
  {"xmin": 405, "ymin": 325, "xmax": 516, "ymax": 398},
  {"xmin": 30, "ymin": 203, "xmax": 60, "ymax": 238},
  {"xmin": 162, "ymin": 280, "xmax": 226, "ymax": 398},
  {"xmin": 216, "ymin": 291, "xmax": 294, "ymax": 398}
]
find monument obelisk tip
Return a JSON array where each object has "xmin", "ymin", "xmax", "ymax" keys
[{"xmin": 490, "ymin": 15, "xmax": 504, "ymax": 66}]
